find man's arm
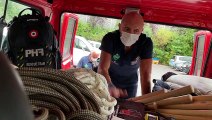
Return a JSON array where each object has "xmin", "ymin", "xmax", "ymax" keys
[
  {"xmin": 98, "ymin": 51, "xmax": 127, "ymax": 98},
  {"xmin": 77, "ymin": 57, "xmax": 83, "ymax": 68},
  {"xmin": 97, "ymin": 51, "xmax": 112, "ymax": 83},
  {"xmin": 140, "ymin": 58, "xmax": 152, "ymax": 95}
]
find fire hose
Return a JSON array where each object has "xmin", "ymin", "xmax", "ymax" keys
[
  {"xmin": 17, "ymin": 67, "xmax": 104, "ymax": 120},
  {"xmin": 66, "ymin": 68, "xmax": 117, "ymax": 118}
]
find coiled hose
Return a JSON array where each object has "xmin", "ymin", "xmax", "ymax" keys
[
  {"xmin": 66, "ymin": 68, "xmax": 117, "ymax": 119},
  {"xmin": 17, "ymin": 67, "xmax": 104, "ymax": 120}
]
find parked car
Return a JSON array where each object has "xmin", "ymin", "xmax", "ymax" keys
[
  {"xmin": 73, "ymin": 36, "xmax": 100, "ymax": 66},
  {"xmin": 180, "ymin": 61, "xmax": 191, "ymax": 74},
  {"xmin": 169, "ymin": 55, "xmax": 192, "ymax": 69},
  {"xmin": 88, "ymin": 40, "xmax": 101, "ymax": 49}
]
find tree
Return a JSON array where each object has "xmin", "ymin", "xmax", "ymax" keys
[
  {"xmin": 89, "ymin": 16, "xmax": 107, "ymax": 28},
  {"xmin": 0, "ymin": 0, "xmax": 6, "ymax": 18},
  {"xmin": 143, "ymin": 23, "xmax": 153, "ymax": 38},
  {"xmin": 156, "ymin": 28, "xmax": 196, "ymax": 64},
  {"xmin": 0, "ymin": 1, "xmax": 29, "ymax": 22},
  {"xmin": 77, "ymin": 21, "xmax": 116, "ymax": 41},
  {"xmin": 153, "ymin": 28, "xmax": 174, "ymax": 48},
  {"xmin": 147, "ymin": 25, "xmax": 197, "ymax": 64}
]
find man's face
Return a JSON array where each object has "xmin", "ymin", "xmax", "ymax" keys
[
  {"xmin": 119, "ymin": 13, "xmax": 144, "ymax": 35},
  {"xmin": 89, "ymin": 52, "xmax": 99, "ymax": 62},
  {"xmin": 120, "ymin": 23, "xmax": 143, "ymax": 35}
]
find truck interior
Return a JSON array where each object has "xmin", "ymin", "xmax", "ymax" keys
[
  {"xmin": 0, "ymin": 0, "xmax": 212, "ymax": 120},
  {"xmin": 17, "ymin": 0, "xmax": 212, "ymax": 30}
]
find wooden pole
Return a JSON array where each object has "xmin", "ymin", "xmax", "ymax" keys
[
  {"xmin": 161, "ymin": 113, "xmax": 212, "ymax": 120},
  {"xmin": 155, "ymin": 95, "xmax": 192, "ymax": 106},
  {"xmin": 137, "ymin": 86, "xmax": 194, "ymax": 104},
  {"xmin": 128, "ymin": 89, "xmax": 167, "ymax": 102},
  {"xmin": 157, "ymin": 109, "xmax": 212, "ymax": 117},
  {"xmin": 158, "ymin": 101, "xmax": 212, "ymax": 110},
  {"xmin": 193, "ymin": 95, "xmax": 212, "ymax": 102}
]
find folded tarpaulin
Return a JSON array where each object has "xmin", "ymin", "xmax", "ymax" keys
[
  {"xmin": 166, "ymin": 75, "xmax": 212, "ymax": 95},
  {"xmin": 165, "ymin": 82, "xmax": 202, "ymax": 95}
]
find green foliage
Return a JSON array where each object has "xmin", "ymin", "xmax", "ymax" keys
[
  {"xmin": 151, "ymin": 28, "xmax": 197, "ymax": 64},
  {"xmin": 153, "ymin": 28, "xmax": 175, "ymax": 47},
  {"xmin": 0, "ymin": 0, "xmax": 6, "ymax": 18},
  {"xmin": 143, "ymin": 24, "xmax": 153, "ymax": 38},
  {"xmin": 76, "ymin": 21, "xmax": 116, "ymax": 42},
  {"xmin": 0, "ymin": 1, "xmax": 29, "ymax": 22}
]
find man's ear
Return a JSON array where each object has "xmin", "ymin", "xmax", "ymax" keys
[
  {"xmin": 118, "ymin": 23, "xmax": 121, "ymax": 31},
  {"xmin": 140, "ymin": 25, "xmax": 144, "ymax": 33},
  {"xmin": 141, "ymin": 27, "xmax": 144, "ymax": 33}
]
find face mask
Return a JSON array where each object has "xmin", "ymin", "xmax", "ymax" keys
[
  {"xmin": 91, "ymin": 57, "xmax": 98, "ymax": 62},
  {"xmin": 120, "ymin": 31, "xmax": 140, "ymax": 46}
]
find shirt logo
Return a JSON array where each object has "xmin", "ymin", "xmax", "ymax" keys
[{"xmin": 112, "ymin": 54, "xmax": 120, "ymax": 61}]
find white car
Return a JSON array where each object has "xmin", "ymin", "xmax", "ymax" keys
[
  {"xmin": 169, "ymin": 55, "xmax": 192, "ymax": 70},
  {"xmin": 88, "ymin": 40, "xmax": 101, "ymax": 49},
  {"xmin": 73, "ymin": 36, "xmax": 100, "ymax": 66}
]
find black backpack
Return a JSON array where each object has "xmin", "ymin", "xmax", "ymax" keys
[{"xmin": 5, "ymin": 8, "xmax": 61, "ymax": 69}]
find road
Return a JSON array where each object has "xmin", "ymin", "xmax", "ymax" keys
[{"xmin": 136, "ymin": 64, "xmax": 184, "ymax": 96}]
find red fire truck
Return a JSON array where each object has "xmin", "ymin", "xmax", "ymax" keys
[{"xmin": 0, "ymin": 0, "xmax": 212, "ymax": 120}]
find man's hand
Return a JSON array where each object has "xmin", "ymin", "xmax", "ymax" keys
[
  {"xmin": 108, "ymin": 83, "xmax": 128, "ymax": 98},
  {"xmin": 98, "ymin": 51, "xmax": 128, "ymax": 98}
]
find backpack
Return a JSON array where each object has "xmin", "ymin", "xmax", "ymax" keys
[{"xmin": 6, "ymin": 8, "xmax": 61, "ymax": 69}]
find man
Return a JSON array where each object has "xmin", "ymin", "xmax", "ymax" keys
[
  {"xmin": 77, "ymin": 51, "xmax": 99, "ymax": 70},
  {"xmin": 98, "ymin": 11, "xmax": 153, "ymax": 98}
]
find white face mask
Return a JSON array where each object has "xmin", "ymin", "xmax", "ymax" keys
[
  {"xmin": 120, "ymin": 31, "xmax": 140, "ymax": 46},
  {"xmin": 91, "ymin": 58, "xmax": 98, "ymax": 62}
]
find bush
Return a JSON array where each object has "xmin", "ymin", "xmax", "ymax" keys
[{"xmin": 77, "ymin": 21, "xmax": 116, "ymax": 42}]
